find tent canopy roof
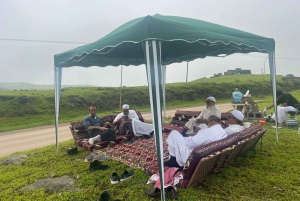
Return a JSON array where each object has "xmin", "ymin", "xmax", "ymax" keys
[{"xmin": 54, "ymin": 14, "xmax": 275, "ymax": 68}]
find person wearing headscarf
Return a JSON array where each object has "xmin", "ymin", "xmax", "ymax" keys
[
  {"xmin": 264, "ymin": 90, "xmax": 299, "ymax": 126},
  {"xmin": 182, "ymin": 96, "xmax": 221, "ymax": 136},
  {"xmin": 164, "ymin": 115, "xmax": 227, "ymax": 168},
  {"xmin": 224, "ymin": 110, "xmax": 245, "ymax": 135},
  {"xmin": 113, "ymin": 104, "xmax": 154, "ymax": 138}
]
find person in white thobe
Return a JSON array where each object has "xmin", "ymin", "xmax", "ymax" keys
[
  {"xmin": 113, "ymin": 104, "xmax": 154, "ymax": 137},
  {"xmin": 264, "ymin": 90, "xmax": 299, "ymax": 126},
  {"xmin": 165, "ymin": 115, "xmax": 227, "ymax": 167},
  {"xmin": 183, "ymin": 96, "xmax": 221, "ymax": 135},
  {"xmin": 225, "ymin": 110, "xmax": 245, "ymax": 135}
]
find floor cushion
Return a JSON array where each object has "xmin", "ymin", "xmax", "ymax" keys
[{"xmin": 182, "ymin": 132, "xmax": 240, "ymax": 181}]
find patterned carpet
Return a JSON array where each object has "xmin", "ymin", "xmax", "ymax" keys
[{"xmin": 94, "ymin": 133, "xmax": 172, "ymax": 176}]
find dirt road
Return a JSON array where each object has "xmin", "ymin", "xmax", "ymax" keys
[{"xmin": 0, "ymin": 103, "xmax": 235, "ymax": 157}]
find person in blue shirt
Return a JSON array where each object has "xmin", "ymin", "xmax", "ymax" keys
[{"xmin": 83, "ymin": 106, "xmax": 116, "ymax": 144}]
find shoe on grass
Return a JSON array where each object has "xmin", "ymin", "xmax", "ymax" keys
[
  {"xmin": 120, "ymin": 170, "xmax": 134, "ymax": 181},
  {"xmin": 166, "ymin": 186, "xmax": 179, "ymax": 200},
  {"xmin": 145, "ymin": 188, "xmax": 161, "ymax": 198},
  {"xmin": 89, "ymin": 161, "xmax": 109, "ymax": 172},
  {"xmin": 66, "ymin": 147, "xmax": 78, "ymax": 155},
  {"xmin": 99, "ymin": 191, "xmax": 110, "ymax": 201},
  {"xmin": 85, "ymin": 152, "xmax": 95, "ymax": 162},
  {"xmin": 93, "ymin": 153, "xmax": 109, "ymax": 161},
  {"xmin": 89, "ymin": 164, "xmax": 109, "ymax": 172},
  {"xmin": 110, "ymin": 172, "xmax": 120, "ymax": 184}
]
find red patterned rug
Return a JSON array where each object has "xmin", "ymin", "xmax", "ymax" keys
[{"xmin": 94, "ymin": 133, "xmax": 172, "ymax": 176}]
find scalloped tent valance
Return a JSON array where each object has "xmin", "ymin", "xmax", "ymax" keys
[{"xmin": 54, "ymin": 14, "xmax": 275, "ymax": 68}]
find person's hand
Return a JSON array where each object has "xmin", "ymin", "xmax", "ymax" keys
[
  {"xmin": 263, "ymin": 107, "xmax": 267, "ymax": 113},
  {"xmin": 194, "ymin": 126, "xmax": 200, "ymax": 132},
  {"xmin": 123, "ymin": 116, "xmax": 131, "ymax": 122}
]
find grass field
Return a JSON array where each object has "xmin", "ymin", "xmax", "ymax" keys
[
  {"xmin": 0, "ymin": 122, "xmax": 300, "ymax": 200},
  {"xmin": 0, "ymin": 79, "xmax": 300, "ymax": 200}
]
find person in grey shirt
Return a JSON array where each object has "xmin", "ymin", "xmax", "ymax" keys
[{"xmin": 83, "ymin": 106, "xmax": 116, "ymax": 144}]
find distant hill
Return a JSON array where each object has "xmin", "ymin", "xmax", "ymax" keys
[
  {"xmin": 1, "ymin": 74, "xmax": 300, "ymax": 132},
  {"xmin": 0, "ymin": 87, "xmax": 7, "ymax": 91},
  {"xmin": 0, "ymin": 82, "xmax": 96, "ymax": 90}
]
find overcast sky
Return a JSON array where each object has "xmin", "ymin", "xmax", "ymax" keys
[{"xmin": 0, "ymin": 0, "xmax": 299, "ymax": 87}]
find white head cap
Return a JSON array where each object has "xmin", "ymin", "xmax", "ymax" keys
[
  {"xmin": 206, "ymin": 96, "xmax": 216, "ymax": 103},
  {"xmin": 122, "ymin": 104, "xmax": 129, "ymax": 109},
  {"xmin": 231, "ymin": 110, "xmax": 244, "ymax": 121}
]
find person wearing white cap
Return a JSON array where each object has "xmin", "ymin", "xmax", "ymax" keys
[
  {"xmin": 113, "ymin": 104, "xmax": 154, "ymax": 138},
  {"xmin": 224, "ymin": 110, "xmax": 245, "ymax": 135},
  {"xmin": 165, "ymin": 115, "xmax": 227, "ymax": 168},
  {"xmin": 182, "ymin": 96, "xmax": 221, "ymax": 136}
]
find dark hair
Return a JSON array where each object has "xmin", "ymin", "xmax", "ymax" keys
[
  {"xmin": 276, "ymin": 90, "xmax": 283, "ymax": 97},
  {"xmin": 237, "ymin": 119, "xmax": 243, "ymax": 126},
  {"xmin": 88, "ymin": 106, "xmax": 96, "ymax": 111},
  {"xmin": 207, "ymin": 115, "xmax": 221, "ymax": 123}
]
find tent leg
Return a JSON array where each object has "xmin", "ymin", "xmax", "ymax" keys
[
  {"xmin": 268, "ymin": 52, "xmax": 278, "ymax": 141},
  {"xmin": 54, "ymin": 67, "xmax": 62, "ymax": 151},
  {"xmin": 144, "ymin": 40, "xmax": 166, "ymax": 201},
  {"xmin": 119, "ymin": 65, "xmax": 123, "ymax": 111},
  {"xmin": 162, "ymin": 65, "xmax": 166, "ymax": 122}
]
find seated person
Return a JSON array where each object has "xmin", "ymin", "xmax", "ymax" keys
[
  {"xmin": 264, "ymin": 90, "xmax": 300, "ymax": 126},
  {"xmin": 224, "ymin": 110, "xmax": 245, "ymax": 135},
  {"xmin": 112, "ymin": 104, "xmax": 154, "ymax": 138},
  {"xmin": 189, "ymin": 123, "xmax": 209, "ymax": 135},
  {"xmin": 83, "ymin": 106, "xmax": 116, "ymax": 145},
  {"xmin": 164, "ymin": 115, "xmax": 227, "ymax": 168},
  {"xmin": 182, "ymin": 96, "xmax": 221, "ymax": 135}
]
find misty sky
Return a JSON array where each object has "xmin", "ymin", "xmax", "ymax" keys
[{"xmin": 0, "ymin": 0, "xmax": 299, "ymax": 87}]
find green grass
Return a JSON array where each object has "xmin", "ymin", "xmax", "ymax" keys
[
  {"xmin": 0, "ymin": 124, "xmax": 300, "ymax": 200},
  {"xmin": 0, "ymin": 81, "xmax": 300, "ymax": 200}
]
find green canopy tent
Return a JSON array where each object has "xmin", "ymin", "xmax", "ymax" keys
[{"xmin": 54, "ymin": 14, "xmax": 277, "ymax": 200}]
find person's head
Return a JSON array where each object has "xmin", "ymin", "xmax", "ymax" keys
[
  {"xmin": 228, "ymin": 110, "xmax": 244, "ymax": 126},
  {"xmin": 122, "ymin": 104, "xmax": 130, "ymax": 116},
  {"xmin": 207, "ymin": 115, "xmax": 221, "ymax": 127},
  {"xmin": 88, "ymin": 106, "xmax": 97, "ymax": 117},
  {"xmin": 276, "ymin": 90, "xmax": 284, "ymax": 99},
  {"xmin": 205, "ymin": 96, "xmax": 216, "ymax": 108}
]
